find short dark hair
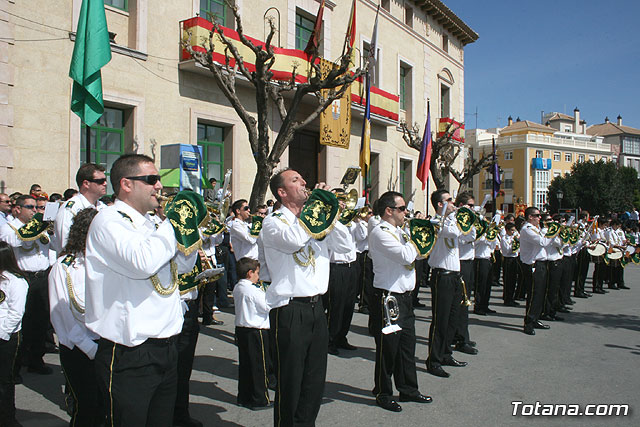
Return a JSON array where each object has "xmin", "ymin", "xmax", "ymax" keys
[
  {"xmin": 610, "ymin": 219, "xmax": 621, "ymax": 227},
  {"xmin": 256, "ymin": 204, "xmax": 267, "ymax": 211},
  {"xmin": 236, "ymin": 257, "xmax": 259, "ymax": 280},
  {"xmin": 15, "ymin": 194, "xmax": 35, "ymax": 207},
  {"xmin": 110, "ymin": 154, "xmax": 155, "ymax": 196},
  {"xmin": 231, "ymin": 199, "xmax": 248, "ymax": 216},
  {"xmin": 29, "ymin": 184, "xmax": 41, "ymax": 192},
  {"xmin": 377, "ymin": 191, "xmax": 404, "ymax": 216},
  {"xmin": 269, "ymin": 168, "xmax": 291, "ymax": 203},
  {"xmin": 266, "ymin": 199, "xmax": 274, "ymax": 207},
  {"xmin": 455, "ymin": 191, "xmax": 474, "ymax": 207},
  {"xmin": 76, "ymin": 163, "xmax": 106, "ymax": 188},
  {"xmin": 524, "ymin": 207, "xmax": 539, "ymax": 220},
  {"xmin": 430, "ymin": 189, "xmax": 449, "ymax": 211},
  {"xmin": 61, "ymin": 208, "xmax": 99, "ymax": 257},
  {"xmin": 505, "ymin": 222, "xmax": 516, "ymax": 231},
  {"xmin": 504, "ymin": 213, "xmax": 515, "ymax": 222},
  {"xmin": 63, "ymin": 188, "xmax": 78, "ymax": 200},
  {"xmin": 515, "ymin": 216, "xmax": 526, "ymax": 231},
  {"xmin": 49, "ymin": 193, "xmax": 63, "ymax": 203}
]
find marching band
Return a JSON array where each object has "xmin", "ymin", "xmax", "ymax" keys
[{"xmin": 0, "ymin": 158, "xmax": 638, "ymax": 426}]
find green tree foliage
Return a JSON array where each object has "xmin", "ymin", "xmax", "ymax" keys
[{"xmin": 549, "ymin": 160, "xmax": 640, "ymax": 214}]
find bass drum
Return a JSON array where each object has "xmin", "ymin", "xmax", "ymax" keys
[{"xmin": 586, "ymin": 242, "xmax": 606, "ymax": 257}]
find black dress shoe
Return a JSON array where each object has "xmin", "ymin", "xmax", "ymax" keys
[
  {"xmin": 552, "ymin": 315, "xmax": 564, "ymax": 321},
  {"xmin": 619, "ymin": 285, "xmax": 630, "ymax": 289},
  {"xmin": 27, "ymin": 364, "xmax": 53, "ymax": 375},
  {"xmin": 239, "ymin": 402, "xmax": 273, "ymax": 411},
  {"xmin": 399, "ymin": 393, "xmax": 433, "ymax": 403},
  {"xmin": 358, "ymin": 306, "xmax": 370, "ymax": 314},
  {"xmin": 426, "ymin": 363, "xmax": 450, "ymax": 378},
  {"xmin": 473, "ymin": 309, "xmax": 487, "ymax": 316},
  {"xmin": 593, "ymin": 289, "xmax": 605, "ymax": 294},
  {"xmin": 376, "ymin": 397, "xmax": 402, "ymax": 412},
  {"xmin": 468, "ymin": 340, "xmax": 477, "ymax": 347},
  {"xmin": 337, "ymin": 341, "xmax": 357, "ymax": 351},
  {"xmin": 523, "ymin": 328, "xmax": 535, "ymax": 335},
  {"xmin": 485, "ymin": 307, "xmax": 497, "ymax": 314},
  {"xmin": 540, "ymin": 314, "xmax": 553, "ymax": 321},
  {"xmin": 608, "ymin": 285, "xmax": 618, "ymax": 290},
  {"xmin": 328, "ymin": 344, "xmax": 340, "ymax": 355},
  {"xmin": 413, "ymin": 300, "xmax": 426, "ymax": 308},
  {"xmin": 504, "ymin": 301, "xmax": 520, "ymax": 307},
  {"xmin": 566, "ymin": 299, "xmax": 575, "ymax": 305},
  {"xmin": 455, "ymin": 343, "xmax": 478, "ymax": 355},
  {"xmin": 534, "ymin": 321, "xmax": 550, "ymax": 329},
  {"xmin": 173, "ymin": 416, "xmax": 204, "ymax": 427},
  {"xmin": 557, "ymin": 307, "xmax": 570, "ymax": 313},
  {"xmin": 442, "ymin": 357, "xmax": 467, "ymax": 367},
  {"xmin": 574, "ymin": 293, "xmax": 588, "ymax": 299}
]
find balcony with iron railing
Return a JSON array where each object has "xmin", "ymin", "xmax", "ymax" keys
[{"xmin": 178, "ymin": 17, "xmax": 400, "ymax": 126}]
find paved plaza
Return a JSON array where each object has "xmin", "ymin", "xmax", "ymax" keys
[{"xmin": 15, "ymin": 265, "xmax": 640, "ymax": 426}]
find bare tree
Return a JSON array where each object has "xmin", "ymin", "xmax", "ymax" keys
[
  {"xmin": 183, "ymin": 1, "xmax": 366, "ymax": 208},
  {"xmin": 401, "ymin": 121, "xmax": 494, "ymax": 191}
]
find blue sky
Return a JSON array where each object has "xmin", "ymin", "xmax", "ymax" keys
[{"xmin": 445, "ymin": 0, "xmax": 640, "ymax": 130}]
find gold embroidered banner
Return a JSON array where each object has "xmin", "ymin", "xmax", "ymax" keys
[{"xmin": 319, "ymin": 59, "xmax": 351, "ymax": 149}]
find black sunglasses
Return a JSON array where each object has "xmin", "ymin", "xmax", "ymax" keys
[
  {"xmin": 126, "ymin": 175, "xmax": 161, "ymax": 185},
  {"xmin": 20, "ymin": 204, "xmax": 36, "ymax": 210},
  {"xmin": 87, "ymin": 178, "xmax": 107, "ymax": 185},
  {"xmin": 390, "ymin": 206, "xmax": 407, "ymax": 212},
  {"xmin": 242, "ymin": 206, "xmax": 250, "ymax": 211}
]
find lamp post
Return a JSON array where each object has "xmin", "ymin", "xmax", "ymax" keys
[{"xmin": 557, "ymin": 190, "xmax": 564, "ymax": 213}]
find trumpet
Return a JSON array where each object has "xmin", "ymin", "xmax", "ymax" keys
[
  {"xmin": 461, "ymin": 278, "xmax": 472, "ymax": 307},
  {"xmin": 382, "ymin": 293, "xmax": 402, "ymax": 335},
  {"xmin": 334, "ymin": 188, "xmax": 359, "ymax": 210}
]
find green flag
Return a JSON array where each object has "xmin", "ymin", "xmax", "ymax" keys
[{"xmin": 69, "ymin": 0, "xmax": 112, "ymax": 126}]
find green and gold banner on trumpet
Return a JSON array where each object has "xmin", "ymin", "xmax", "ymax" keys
[
  {"xmin": 569, "ymin": 228, "xmax": 580, "ymax": 245},
  {"xmin": 408, "ymin": 219, "xmax": 437, "ymax": 257},
  {"xmin": 14, "ymin": 213, "xmax": 50, "ymax": 242},
  {"xmin": 202, "ymin": 217, "xmax": 225, "ymax": 237},
  {"xmin": 474, "ymin": 218, "xmax": 489, "ymax": 240},
  {"xmin": 249, "ymin": 215, "xmax": 264, "ymax": 237},
  {"xmin": 485, "ymin": 223, "xmax": 500, "ymax": 242},
  {"xmin": 545, "ymin": 221, "xmax": 561, "ymax": 238},
  {"xmin": 178, "ymin": 257, "xmax": 203, "ymax": 295},
  {"xmin": 559, "ymin": 226, "xmax": 571, "ymax": 244},
  {"xmin": 455, "ymin": 207, "xmax": 476, "ymax": 235},
  {"xmin": 299, "ymin": 189, "xmax": 340, "ymax": 239},
  {"xmin": 165, "ymin": 191, "xmax": 209, "ymax": 255}
]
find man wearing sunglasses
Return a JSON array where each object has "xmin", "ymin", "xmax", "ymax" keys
[
  {"xmin": 426, "ymin": 190, "xmax": 467, "ymax": 378},
  {"xmin": 520, "ymin": 207, "xmax": 553, "ymax": 335},
  {"xmin": 369, "ymin": 191, "xmax": 431, "ymax": 412},
  {"xmin": 0, "ymin": 194, "xmax": 54, "ymax": 375},
  {"xmin": 53, "ymin": 163, "xmax": 107, "ymax": 253},
  {"xmin": 84, "ymin": 154, "xmax": 198, "ymax": 427},
  {"xmin": 229, "ymin": 199, "xmax": 258, "ymax": 262}
]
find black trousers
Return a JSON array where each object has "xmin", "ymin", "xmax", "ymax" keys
[
  {"xmin": 361, "ymin": 254, "xmax": 374, "ymax": 312},
  {"xmin": 544, "ymin": 259, "xmax": 563, "ymax": 316},
  {"xmin": 235, "ymin": 327, "xmax": 273, "ymax": 407},
  {"xmin": 502, "ymin": 257, "xmax": 518, "ymax": 303},
  {"xmin": 174, "ymin": 302, "xmax": 200, "ymax": 422},
  {"xmin": 411, "ymin": 259, "xmax": 428, "ymax": 303},
  {"xmin": 574, "ymin": 248, "xmax": 590, "ymax": 295},
  {"xmin": 60, "ymin": 344, "xmax": 104, "ymax": 426},
  {"xmin": 355, "ymin": 251, "xmax": 368, "ymax": 309},
  {"xmin": 474, "ymin": 258, "xmax": 492, "ymax": 311},
  {"xmin": 0, "ymin": 332, "xmax": 20, "ymax": 426},
  {"xmin": 454, "ymin": 260, "xmax": 474, "ymax": 345},
  {"xmin": 270, "ymin": 299, "xmax": 328, "ymax": 427},
  {"xmin": 609, "ymin": 263, "xmax": 624, "ymax": 288},
  {"xmin": 524, "ymin": 261, "xmax": 548, "ymax": 330},
  {"xmin": 559, "ymin": 255, "xmax": 575, "ymax": 305},
  {"xmin": 325, "ymin": 262, "xmax": 358, "ymax": 346},
  {"xmin": 491, "ymin": 250, "xmax": 503, "ymax": 285},
  {"xmin": 95, "ymin": 336, "xmax": 178, "ymax": 427},
  {"xmin": 370, "ymin": 289, "xmax": 419, "ymax": 398},
  {"xmin": 20, "ymin": 269, "xmax": 50, "ymax": 370},
  {"xmin": 592, "ymin": 257, "xmax": 605, "ymax": 291},
  {"xmin": 427, "ymin": 270, "xmax": 460, "ymax": 368},
  {"xmin": 514, "ymin": 258, "xmax": 527, "ymax": 300}
]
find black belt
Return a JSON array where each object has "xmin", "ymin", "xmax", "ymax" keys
[
  {"xmin": 145, "ymin": 336, "xmax": 178, "ymax": 345},
  {"xmin": 389, "ymin": 290, "xmax": 412, "ymax": 298},
  {"xmin": 432, "ymin": 268, "xmax": 460, "ymax": 278},
  {"xmin": 24, "ymin": 268, "xmax": 50, "ymax": 278},
  {"xmin": 291, "ymin": 295, "xmax": 321, "ymax": 303},
  {"xmin": 534, "ymin": 260, "xmax": 548, "ymax": 266},
  {"xmin": 332, "ymin": 261, "xmax": 355, "ymax": 268}
]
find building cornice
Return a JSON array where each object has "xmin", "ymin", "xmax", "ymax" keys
[{"xmin": 414, "ymin": 0, "xmax": 479, "ymax": 46}]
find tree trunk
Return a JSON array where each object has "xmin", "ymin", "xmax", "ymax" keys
[{"xmin": 249, "ymin": 162, "xmax": 275, "ymax": 210}]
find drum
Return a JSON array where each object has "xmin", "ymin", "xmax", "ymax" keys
[
  {"xmin": 586, "ymin": 242, "xmax": 606, "ymax": 257},
  {"xmin": 625, "ymin": 245, "xmax": 635, "ymax": 256},
  {"xmin": 607, "ymin": 247, "xmax": 623, "ymax": 260}
]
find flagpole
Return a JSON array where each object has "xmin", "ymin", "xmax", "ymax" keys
[
  {"xmin": 492, "ymin": 137, "xmax": 497, "ymax": 215},
  {"xmin": 85, "ymin": 122, "xmax": 91, "ymax": 163}
]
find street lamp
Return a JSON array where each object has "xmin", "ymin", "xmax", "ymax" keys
[{"xmin": 557, "ymin": 190, "xmax": 564, "ymax": 212}]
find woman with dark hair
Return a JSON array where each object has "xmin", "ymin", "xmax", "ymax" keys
[
  {"xmin": 48, "ymin": 208, "xmax": 104, "ymax": 426},
  {"xmin": 0, "ymin": 241, "xmax": 29, "ymax": 427}
]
